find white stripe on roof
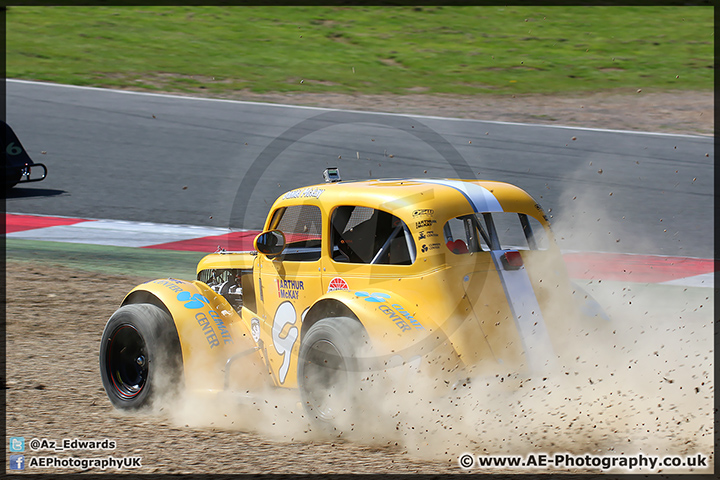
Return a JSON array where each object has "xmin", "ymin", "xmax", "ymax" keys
[{"xmin": 410, "ymin": 179, "xmax": 503, "ymax": 213}]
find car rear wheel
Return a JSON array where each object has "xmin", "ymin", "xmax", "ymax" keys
[
  {"xmin": 99, "ymin": 303, "xmax": 183, "ymax": 410},
  {"xmin": 297, "ymin": 317, "xmax": 371, "ymax": 428}
]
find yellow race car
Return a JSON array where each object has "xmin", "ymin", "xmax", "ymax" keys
[{"xmin": 100, "ymin": 168, "xmax": 604, "ymax": 425}]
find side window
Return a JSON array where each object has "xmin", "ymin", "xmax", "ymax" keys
[
  {"xmin": 443, "ymin": 215, "xmax": 490, "ymax": 254},
  {"xmin": 443, "ymin": 212, "xmax": 548, "ymax": 254},
  {"xmin": 269, "ymin": 205, "xmax": 322, "ymax": 261},
  {"xmin": 488, "ymin": 212, "xmax": 549, "ymax": 250},
  {"xmin": 331, "ymin": 206, "xmax": 415, "ymax": 265}
]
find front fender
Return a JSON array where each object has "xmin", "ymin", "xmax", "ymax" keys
[
  {"xmin": 305, "ymin": 289, "xmax": 460, "ymax": 371},
  {"xmin": 123, "ymin": 278, "xmax": 264, "ymax": 392}
]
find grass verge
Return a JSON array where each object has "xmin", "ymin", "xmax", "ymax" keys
[
  {"xmin": 6, "ymin": 239, "xmax": 202, "ymax": 279},
  {"xmin": 6, "ymin": 6, "xmax": 713, "ymax": 96}
]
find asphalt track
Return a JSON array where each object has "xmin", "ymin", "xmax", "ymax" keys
[{"xmin": 5, "ymin": 79, "xmax": 713, "ymax": 258}]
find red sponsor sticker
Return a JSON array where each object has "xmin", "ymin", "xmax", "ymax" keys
[{"xmin": 327, "ymin": 277, "xmax": 349, "ymax": 292}]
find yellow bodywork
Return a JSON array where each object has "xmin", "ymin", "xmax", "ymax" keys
[{"xmin": 124, "ymin": 178, "xmax": 576, "ymax": 394}]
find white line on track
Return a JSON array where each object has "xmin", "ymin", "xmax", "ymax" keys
[
  {"xmin": 7, "ymin": 79, "xmax": 710, "ymax": 139},
  {"xmin": 660, "ymin": 273, "xmax": 714, "ymax": 288},
  {"xmin": 6, "ymin": 220, "xmax": 234, "ymax": 248}
]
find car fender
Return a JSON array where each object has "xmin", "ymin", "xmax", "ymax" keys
[
  {"xmin": 304, "ymin": 289, "xmax": 457, "ymax": 369},
  {"xmin": 122, "ymin": 278, "xmax": 264, "ymax": 391}
]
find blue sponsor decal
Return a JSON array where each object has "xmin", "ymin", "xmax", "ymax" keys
[
  {"xmin": 391, "ymin": 303, "xmax": 425, "ymax": 331},
  {"xmin": 151, "ymin": 279, "xmax": 186, "ymax": 293},
  {"xmin": 195, "ymin": 312, "xmax": 219, "ymax": 348},
  {"xmin": 378, "ymin": 303, "xmax": 426, "ymax": 332},
  {"xmin": 177, "ymin": 291, "xmax": 210, "ymax": 309},
  {"xmin": 379, "ymin": 305, "xmax": 411, "ymax": 332},
  {"xmin": 356, "ymin": 292, "xmax": 425, "ymax": 331},
  {"xmin": 356, "ymin": 291, "xmax": 391, "ymax": 303},
  {"xmin": 195, "ymin": 311, "xmax": 233, "ymax": 348}
]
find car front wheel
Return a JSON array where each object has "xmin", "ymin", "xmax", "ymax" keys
[{"xmin": 99, "ymin": 303, "xmax": 183, "ymax": 410}]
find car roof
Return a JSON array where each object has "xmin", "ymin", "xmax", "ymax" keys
[{"xmin": 271, "ymin": 178, "xmax": 548, "ymax": 226}]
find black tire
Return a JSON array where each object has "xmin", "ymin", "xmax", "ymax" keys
[
  {"xmin": 99, "ymin": 303, "xmax": 183, "ymax": 410},
  {"xmin": 297, "ymin": 317, "xmax": 371, "ymax": 427}
]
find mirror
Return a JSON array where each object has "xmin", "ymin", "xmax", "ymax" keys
[{"xmin": 254, "ymin": 230, "xmax": 286, "ymax": 257}]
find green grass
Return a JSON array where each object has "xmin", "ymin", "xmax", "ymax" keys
[
  {"xmin": 6, "ymin": 6, "xmax": 714, "ymax": 96},
  {"xmin": 6, "ymin": 239, "xmax": 203, "ymax": 279}
]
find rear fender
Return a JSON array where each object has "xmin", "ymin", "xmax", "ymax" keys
[
  {"xmin": 123, "ymin": 278, "xmax": 265, "ymax": 391},
  {"xmin": 303, "ymin": 289, "xmax": 457, "ymax": 371}
]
